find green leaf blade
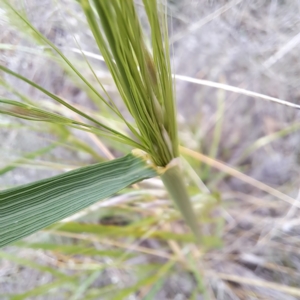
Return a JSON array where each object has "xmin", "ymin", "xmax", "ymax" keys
[{"xmin": 0, "ymin": 154, "xmax": 157, "ymax": 248}]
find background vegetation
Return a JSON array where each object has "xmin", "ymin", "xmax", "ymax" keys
[{"xmin": 1, "ymin": 0, "xmax": 300, "ymax": 299}]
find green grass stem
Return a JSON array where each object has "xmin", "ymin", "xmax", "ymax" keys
[{"xmin": 161, "ymin": 164, "xmax": 201, "ymax": 242}]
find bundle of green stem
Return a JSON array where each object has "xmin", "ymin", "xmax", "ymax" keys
[
  {"xmin": 80, "ymin": 0, "xmax": 200, "ymax": 239},
  {"xmin": 81, "ymin": 0, "xmax": 177, "ymax": 167}
]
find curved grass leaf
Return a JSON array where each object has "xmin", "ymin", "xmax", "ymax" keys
[
  {"xmin": 0, "ymin": 95, "xmax": 146, "ymax": 150},
  {"xmin": 0, "ymin": 154, "xmax": 157, "ymax": 248},
  {"xmin": 0, "ymin": 67, "xmax": 146, "ymax": 150},
  {"xmin": 1, "ymin": 0, "xmax": 120, "ymax": 116},
  {"xmin": 0, "ymin": 98, "xmax": 89, "ymax": 127},
  {"xmin": 0, "ymin": 66, "xmax": 124, "ymax": 137}
]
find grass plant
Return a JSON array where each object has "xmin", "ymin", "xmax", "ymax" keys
[
  {"xmin": 1, "ymin": 0, "xmax": 300, "ymax": 299},
  {"xmin": 0, "ymin": 0, "xmax": 201, "ymax": 248}
]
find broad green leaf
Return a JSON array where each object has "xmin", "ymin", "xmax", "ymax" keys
[{"xmin": 0, "ymin": 154, "xmax": 157, "ymax": 248}]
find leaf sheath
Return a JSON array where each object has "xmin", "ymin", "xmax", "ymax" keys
[{"xmin": 161, "ymin": 165, "xmax": 201, "ymax": 242}]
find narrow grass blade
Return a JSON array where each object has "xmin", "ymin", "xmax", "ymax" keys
[
  {"xmin": 0, "ymin": 91, "xmax": 144, "ymax": 149},
  {"xmin": 1, "ymin": 1, "xmax": 121, "ymax": 115},
  {"xmin": 186, "ymin": 253, "xmax": 206, "ymax": 295},
  {"xmin": 84, "ymin": 284, "xmax": 118, "ymax": 300},
  {"xmin": 10, "ymin": 277, "xmax": 75, "ymax": 300},
  {"xmin": 239, "ymin": 122, "xmax": 300, "ymax": 162},
  {"xmin": 0, "ymin": 70, "xmax": 142, "ymax": 150},
  {"xmin": 0, "ymin": 154, "xmax": 157, "ymax": 248},
  {"xmin": 70, "ymin": 271, "xmax": 101, "ymax": 300},
  {"xmin": 181, "ymin": 146, "xmax": 298, "ymax": 207},
  {"xmin": 47, "ymin": 222, "xmax": 194, "ymax": 243},
  {"xmin": 203, "ymin": 87, "xmax": 225, "ymax": 179},
  {"xmin": 113, "ymin": 261, "xmax": 174, "ymax": 300},
  {"xmin": 0, "ymin": 66, "xmax": 123, "ymax": 136},
  {"xmin": 0, "ymin": 98, "xmax": 89, "ymax": 126},
  {"xmin": 67, "ymin": 136, "xmax": 105, "ymax": 161},
  {"xmin": 175, "ymin": 74, "xmax": 300, "ymax": 109},
  {"xmin": 14, "ymin": 242, "xmax": 129, "ymax": 258},
  {"xmin": 188, "ymin": 289, "xmax": 199, "ymax": 300},
  {"xmin": 0, "ymin": 251, "xmax": 67, "ymax": 279},
  {"xmin": 0, "ymin": 143, "xmax": 58, "ymax": 176},
  {"xmin": 142, "ymin": 276, "xmax": 166, "ymax": 300},
  {"xmin": 208, "ymin": 271, "xmax": 300, "ymax": 297},
  {"xmin": 0, "ymin": 79, "xmax": 34, "ymax": 105},
  {"xmin": 210, "ymin": 122, "xmax": 300, "ymax": 187}
]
